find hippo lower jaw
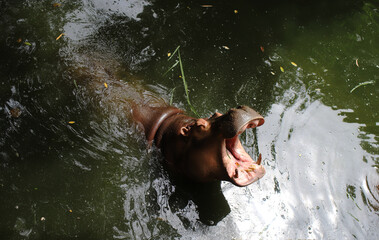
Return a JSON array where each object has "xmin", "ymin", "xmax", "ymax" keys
[{"xmin": 222, "ymin": 119, "xmax": 266, "ymax": 187}]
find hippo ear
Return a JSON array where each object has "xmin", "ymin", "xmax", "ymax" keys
[{"xmin": 180, "ymin": 126, "xmax": 191, "ymax": 136}]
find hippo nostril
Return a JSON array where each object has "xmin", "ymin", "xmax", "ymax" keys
[{"xmin": 234, "ymin": 169, "xmax": 239, "ymax": 178}]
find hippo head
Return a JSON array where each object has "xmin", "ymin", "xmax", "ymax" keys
[{"xmin": 155, "ymin": 105, "xmax": 266, "ymax": 187}]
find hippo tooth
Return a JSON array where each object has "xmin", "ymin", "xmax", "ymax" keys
[{"xmin": 256, "ymin": 153, "xmax": 262, "ymax": 165}]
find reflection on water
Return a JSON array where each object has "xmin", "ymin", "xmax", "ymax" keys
[
  {"xmin": 225, "ymin": 97, "xmax": 378, "ymax": 239},
  {"xmin": 64, "ymin": 0, "xmax": 150, "ymax": 41},
  {"xmin": 0, "ymin": 0, "xmax": 378, "ymax": 239}
]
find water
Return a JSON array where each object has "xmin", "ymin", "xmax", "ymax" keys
[{"xmin": 1, "ymin": 0, "xmax": 378, "ymax": 239}]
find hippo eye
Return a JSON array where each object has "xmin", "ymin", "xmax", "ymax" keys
[{"xmin": 209, "ymin": 113, "xmax": 221, "ymax": 120}]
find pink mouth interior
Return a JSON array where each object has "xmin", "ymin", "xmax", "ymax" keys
[{"xmin": 223, "ymin": 119, "xmax": 265, "ymax": 186}]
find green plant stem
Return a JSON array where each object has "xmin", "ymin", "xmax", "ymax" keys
[
  {"xmin": 177, "ymin": 49, "xmax": 199, "ymax": 117},
  {"xmin": 163, "ymin": 60, "xmax": 179, "ymax": 76},
  {"xmin": 168, "ymin": 45, "xmax": 180, "ymax": 61}
]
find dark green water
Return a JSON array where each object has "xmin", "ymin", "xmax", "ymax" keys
[{"xmin": 1, "ymin": 0, "xmax": 378, "ymax": 239}]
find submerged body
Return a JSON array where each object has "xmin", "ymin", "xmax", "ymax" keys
[{"xmin": 74, "ymin": 53, "xmax": 266, "ymax": 187}]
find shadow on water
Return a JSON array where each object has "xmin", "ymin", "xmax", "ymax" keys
[
  {"xmin": 168, "ymin": 179, "xmax": 231, "ymax": 226},
  {"xmin": 1, "ymin": 0, "xmax": 379, "ymax": 239}
]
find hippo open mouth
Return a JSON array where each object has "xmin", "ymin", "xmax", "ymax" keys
[
  {"xmin": 134, "ymin": 103, "xmax": 265, "ymax": 186},
  {"xmin": 213, "ymin": 106, "xmax": 265, "ymax": 187},
  {"xmin": 223, "ymin": 127, "xmax": 265, "ymax": 187}
]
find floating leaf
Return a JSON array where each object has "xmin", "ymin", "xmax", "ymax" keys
[
  {"xmin": 348, "ymin": 212, "xmax": 359, "ymax": 222},
  {"xmin": 69, "ymin": 209, "xmax": 73, "ymax": 213},
  {"xmin": 24, "ymin": 42, "xmax": 31, "ymax": 46},
  {"xmin": 40, "ymin": 217, "xmax": 46, "ymax": 221},
  {"xmin": 73, "ymin": 80, "xmax": 78, "ymax": 89},
  {"xmin": 53, "ymin": 3, "xmax": 61, "ymax": 7},
  {"xmin": 234, "ymin": 10, "xmax": 238, "ymax": 14},
  {"xmin": 355, "ymin": 59, "xmax": 359, "ymax": 67},
  {"xmin": 68, "ymin": 121, "xmax": 75, "ymax": 124},
  {"xmin": 167, "ymin": 52, "xmax": 171, "ymax": 57},
  {"xmin": 350, "ymin": 80, "xmax": 375, "ymax": 93},
  {"xmin": 10, "ymin": 108, "xmax": 21, "ymax": 118},
  {"xmin": 280, "ymin": 66, "xmax": 284, "ymax": 72},
  {"xmin": 104, "ymin": 83, "xmax": 108, "ymax": 88},
  {"xmin": 260, "ymin": 46, "xmax": 264, "ymax": 52},
  {"xmin": 270, "ymin": 71, "xmax": 275, "ymax": 75},
  {"xmin": 201, "ymin": 5, "xmax": 213, "ymax": 7},
  {"xmin": 17, "ymin": 38, "xmax": 22, "ymax": 43},
  {"xmin": 291, "ymin": 62, "xmax": 298, "ymax": 67},
  {"xmin": 56, "ymin": 33, "xmax": 64, "ymax": 40},
  {"xmin": 222, "ymin": 45, "xmax": 230, "ymax": 50}
]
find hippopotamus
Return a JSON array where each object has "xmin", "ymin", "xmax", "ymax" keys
[
  {"xmin": 72, "ymin": 52, "xmax": 266, "ymax": 187},
  {"xmin": 132, "ymin": 104, "xmax": 266, "ymax": 187}
]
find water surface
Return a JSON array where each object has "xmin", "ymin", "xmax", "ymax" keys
[{"xmin": 0, "ymin": 0, "xmax": 378, "ymax": 239}]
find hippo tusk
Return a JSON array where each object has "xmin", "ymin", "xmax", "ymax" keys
[{"xmin": 256, "ymin": 153, "xmax": 262, "ymax": 165}]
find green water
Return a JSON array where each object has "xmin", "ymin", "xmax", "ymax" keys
[{"xmin": 1, "ymin": 0, "xmax": 378, "ymax": 239}]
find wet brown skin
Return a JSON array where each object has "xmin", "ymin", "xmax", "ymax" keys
[
  {"xmin": 133, "ymin": 105, "xmax": 266, "ymax": 187},
  {"xmin": 71, "ymin": 52, "xmax": 266, "ymax": 187}
]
